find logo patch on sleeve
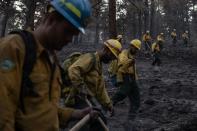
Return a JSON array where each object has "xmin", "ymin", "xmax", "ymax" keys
[{"xmin": 0, "ymin": 59, "xmax": 16, "ymax": 71}]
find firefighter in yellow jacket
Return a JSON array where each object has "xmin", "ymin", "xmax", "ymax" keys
[
  {"xmin": 171, "ymin": 29, "xmax": 177, "ymax": 45},
  {"xmin": 112, "ymin": 39, "xmax": 141, "ymax": 120},
  {"xmin": 182, "ymin": 31, "xmax": 189, "ymax": 46},
  {"xmin": 142, "ymin": 30, "xmax": 152, "ymax": 51},
  {"xmin": 152, "ymin": 41, "xmax": 161, "ymax": 68},
  {"xmin": 108, "ymin": 35, "xmax": 122, "ymax": 87},
  {"xmin": 62, "ymin": 39, "xmax": 122, "ymax": 131},
  {"xmin": 157, "ymin": 33, "xmax": 165, "ymax": 50},
  {"xmin": 0, "ymin": 0, "xmax": 96, "ymax": 131}
]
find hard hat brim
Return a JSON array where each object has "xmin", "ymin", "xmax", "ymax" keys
[
  {"xmin": 104, "ymin": 43, "xmax": 119, "ymax": 58},
  {"xmin": 132, "ymin": 45, "xmax": 140, "ymax": 50},
  {"xmin": 51, "ymin": 1, "xmax": 85, "ymax": 34}
]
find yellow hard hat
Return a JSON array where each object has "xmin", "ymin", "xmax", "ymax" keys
[
  {"xmin": 104, "ymin": 39, "xmax": 122, "ymax": 58},
  {"xmin": 130, "ymin": 39, "xmax": 141, "ymax": 50},
  {"xmin": 117, "ymin": 35, "xmax": 123, "ymax": 39}
]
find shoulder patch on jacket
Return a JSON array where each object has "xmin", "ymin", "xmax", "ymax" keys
[{"xmin": 0, "ymin": 58, "xmax": 15, "ymax": 71}]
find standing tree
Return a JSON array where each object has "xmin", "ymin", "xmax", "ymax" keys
[
  {"xmin": 108, "ymin": 0, "xmax": 117, "ymax": 38},
  {"xmin": 143, "ymin": 0, "xmax": 149, "ymax": 33},
  {"xmin": 23, "ymin": 0, "xmax": 37, "ymax": 29},
  {"xmin": 0, "ymin": 0, "xmax": 15, "ymax": 37},
  {"xmin": 150, "ymin": 0, "xmax": 156, "ymax": 37}
]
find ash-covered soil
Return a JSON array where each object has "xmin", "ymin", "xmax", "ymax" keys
[
  {"xmin": 59, "ymin": 40, "xmax": 197, "ymax": 131},
  {"xmin": 107, "ymin": 42, "xmax": 197, "ymax": 131}
]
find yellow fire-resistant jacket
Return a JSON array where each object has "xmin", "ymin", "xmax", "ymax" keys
[
  {"xmin": 142, "ymin": 34, "xmax": 152, "ymax": 42},
  {"xmin": 152, "ymin": 42, "xmax": 160, "ymax": 52},
  {"xmin": 116, "ymin": 49, "xmax": 137, "ymax": 83},
  {"xmin": 157, "ymin": 35, "xmax": 165, "ymax": 42},
  {"xmin": 0, "ymin": 33, "xmax": 73, "ymax": 131},
  {"xmin": 182, "ymin": 33, "xmax": 189, "ymax": 40},
  {"xmin": 108, "ymin": 59, "xmax": 118, "ymax": 77},
  {"xmin": 171, "ymin": 32, "xmax": 177, "ymax": 38},
  {"xmin": 68, "ymin": 52, "xmax": 112, "ymax": 109}
]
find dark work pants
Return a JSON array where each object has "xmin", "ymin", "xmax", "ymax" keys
[
  {"xmin": 183, "ymin": 39, "xmax": 188, "ymax": 47},
  {"xmin": 112, "ymin": 75, "xmax": 140, "ymax": 119},
  {"xmin": 158, "ymin": 42, "xmax": 163, "ymax": 51},
  {"xmin": 110, "ymin": 75, "xmax": 118, "ymax": 88},
  {"xmin": 152, "ymin": 52, "xmax": 161, "ymax": 66},
  {"xmin": 172, "ymin": 38, "xmax": 177, "ymax": 45},
  {"xmin": 144, "ymin": 41, "xmax": 151, "ymax": 51}
]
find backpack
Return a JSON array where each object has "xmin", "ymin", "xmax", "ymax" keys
[
  {"xmin": 61, "ymin": 52, "xmax": 96, "ymax": 86},
  {"xmin": 61, "ymin": 52, "xmax": 96, "ymax": 106},
  {"xmin": 9, "ymin": 30, "xmax": 56, "ymax": 113},
  {"xmin": 9, "ymin": 30, "xmax": 37, "ymax": 113}
]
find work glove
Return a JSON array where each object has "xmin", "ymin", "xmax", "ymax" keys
[
  {"xmin": 128, "ymin": 59, "xmax": 135, "ymax": 66},
  {"xmin": 91, "ymin": 107, "xmax": 107, "ymax": 124},
  {"xmin": 109, "ymin": 106, "xmax": 114, "ymax": 117},
  {"xmin": 106, "ymin": 104, "xmax": 114, "ymax": 117},
  {"xmin": 71, "ymin": 107, "xmax": 99, "ymax": 120}
]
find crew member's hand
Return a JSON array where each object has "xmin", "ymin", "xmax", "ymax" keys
[
  {"xmin": 108, "ymin": 105, "xmax": 114, "ymax": 117},
  {"xmin": 71, "ymin": 107, "xmax": 99, "ymax": 120}
]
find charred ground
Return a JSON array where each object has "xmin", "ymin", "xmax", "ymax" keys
[{"xmin": 59, "ymin": 40, "xmax": 197, "ymax": 131}]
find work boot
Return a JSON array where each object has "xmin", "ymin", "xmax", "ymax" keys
[
  {"xmin": 128, "ymin": 113, "xmax": 137, "ymax": 120},
  {"xmin": 124, "ymin": 119, "xmax": 137, "ymax": 131}
]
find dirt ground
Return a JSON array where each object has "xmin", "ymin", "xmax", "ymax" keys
[
  {"xmin": 107, "ymin": 41, "xmax": 197, "ymax": 131},
  {"xmin": 59, "ymin": 40, "xmax": 197, "ymax": 131}
]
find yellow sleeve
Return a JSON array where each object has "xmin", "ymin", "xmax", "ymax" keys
[
  {"xmin": 68, "ymin": 53, "xmax": 94, "ymax": 87},
  {"xmin": 116, "ymin": 51, "xmax": 130, "ymax": 83},
  {"xmin": 95, "ymin": 77, "xmax": 112, "ymax": 109},
  {"xmin": 0, "ymin": 35, "xmax": 25, "ymax": 130},
  {"xmin": 157, "ymin": 35, "xmax": 160, "ymax": 40},
  {"xmin": 116, "ymin": 70, "xmax": 123, "ymax": 83},
  {"xmin": 119, "ymin": 54, "xmax": 133, "ymax": 71},
  {"xmin": 148, "ymin": 35, "xmax": 152, "ymax": 40},
  {"xmin": 156, "ymin": 44, "xmax": 160, "ymax": 51},
  {"xmin": 117, "ymin": 63, "xmax": 126, "ymax": 83},
  {"xmin": 171, "ymin": 32, "xmax": 176, "ymax": 37},
  {"xmin": 182, "ymin": 33, "xmax": 188, "ymax": 39},
  {"xmin": 142, "ymin": 34, "xmax": 146, "ymax": 41},
  {"xmin": 152, "ymin": 43, "xmax": 156, "ymax": 52},
  {"xmin": 134, "ymin": 64, "xmax": 138, "ymax": 80},
  {"xmin": 171, "ymin": 32, "xmax": 173, "ymax": 36},
  {"xmin": 108, "ymin": 59, "xmax": 118, "ymax": 76}
]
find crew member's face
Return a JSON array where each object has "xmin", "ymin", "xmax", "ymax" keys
[
  {"xmin": 47, "ymin": 19, "xmax": 80, "ymax": 51},
  {"xmin": 130, "ymin": 46, "xmax": 138, "ymax": 55},
  {"xmin": 102, "ymin": 47, "xmax": 116, "ymax": 64}
]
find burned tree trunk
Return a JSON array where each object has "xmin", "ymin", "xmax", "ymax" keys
[
  {"xmin": 150, "ymin": 0, "xmax": 155, "ymax": 37},
  {"xmin": 108, "ymin": 0, "xmax": 117, "ymax": 38},
  {"xmin": 24, "ymin": 0, "xmax": 37, "ymax": 29},
  {"xmin": 144, "ymin": 0, "xmax": 149, "ymax": 33}
]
